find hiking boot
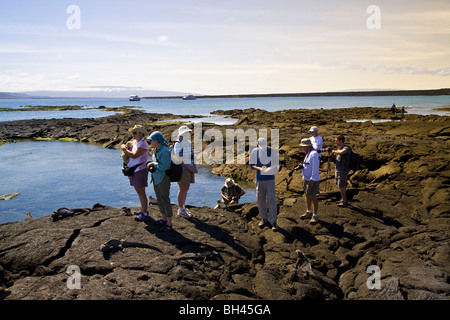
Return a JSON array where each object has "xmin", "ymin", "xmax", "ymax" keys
[
  {"xmin": 309, "ymin": 214, "xmax": 319, "ymax": 225},
  {"xmin": 271, "ymin": 223, "xmax": 279, "ymax": 232},
  {"xmin": 300, "ymin": 211, "xmax": 312, "ymax": 220}
]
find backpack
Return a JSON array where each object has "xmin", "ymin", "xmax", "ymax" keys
[
  {"xmin": 166, "ymin": 142, "xmax": 183, "ymax": 182},
  {"xmin": 152, "ymin": 143, "xmax": 183, "ymax": 182},
  {"xmin": 348, "ymin": 147, "xmax": 362, "ymax": 172}
]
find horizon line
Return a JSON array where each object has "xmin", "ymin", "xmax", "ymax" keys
[
  {"xmin": 1, "ymin": 88, "xmax": 449, "ymax": 99},
  {"xmin": 143, "ymin": 88, "xmax": 450, "ymax": 99}
]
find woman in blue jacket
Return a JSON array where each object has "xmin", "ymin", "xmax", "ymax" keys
[{"xmin": 144, "ymin": 131, "xmax": 173, "ymax": 231}]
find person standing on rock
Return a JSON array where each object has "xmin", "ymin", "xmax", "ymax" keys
[
  {"xmin": 299, "ymin": 138, "xmax": 321, "ymax": 224},
  {"xmin": 309, "ymin": 126, "xmax": 323, "ymax": 157},
  {"xmin": 146, "ymin": 131, "xmax": 173, "ymax": 231},
  {"xmin": 329, "ymin": 135, "xmax": 350, "ymax": 207},
  {"xmin": 174, "ymin": 125, "xmax": 198, "ymax": 219},
  {"xmin": 121, "ymin": 125, "xmax": 149, "ymax": 219},
  {"xmin": 249, "ymin": 137, "xmax": 280, "ymax": 231}
]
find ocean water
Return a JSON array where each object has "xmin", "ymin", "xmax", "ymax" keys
[
  {"xmin": 0, "ymin": 95, "xmax": 449, "ymax": 123},
  {"xmin": 0, "ymin": 141, "xmax": 256, "ymax": 224}
]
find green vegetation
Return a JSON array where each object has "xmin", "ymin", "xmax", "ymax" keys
[{"xmin": 433, "ymin": 106, "xmax": 450, "ymax": 112}]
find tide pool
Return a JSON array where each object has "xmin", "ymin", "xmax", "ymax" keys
[{"xmin": 0, "ymin": 141, "xmax": 256, "ymax": 224}]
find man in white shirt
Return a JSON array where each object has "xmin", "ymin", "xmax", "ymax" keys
[
  {"xmin": 309, "ymin": 126, "xmax": 323, "ymax": 157},
  {"xmin": 299, "ymin": 138, "xmax": 320, "ymax": 224}
]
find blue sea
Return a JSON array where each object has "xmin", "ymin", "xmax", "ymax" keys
[
  {"xmin": 0, "ymin": 95, "xmax": 449, "ymax": 122},
  {"xmin": 0, "ymin": 141, "xmax": 256, "ymax": 224},
  {"xmin": 0, "ymin": 95, "xmax": 449, "ymax": 224}
]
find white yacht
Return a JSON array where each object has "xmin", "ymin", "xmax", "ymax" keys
[{"xmin": 129, "ymin": 95, "xmax": 141, "ymax": 101}]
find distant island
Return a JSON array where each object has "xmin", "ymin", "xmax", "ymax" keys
[
  {"xmin": 1, "ymin": 88, "xmax": 448, "ymax": 100},
  {"xmin": 0, "ymin": 92, "xmax": 38, "ymax": 99},
  {"xmin": 0, "ymin": 89, "xmax": 189, "ymax": 99},
  {"xmin": 143, "ymin": 88, "xmax": 450, "ymax": 99}
]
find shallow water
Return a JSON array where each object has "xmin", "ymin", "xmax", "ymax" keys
[
  {"xmin": 345, "ymin": 119, "xmax": 402, "ymax": 123},
  {"xmin": 0, "ymin": 141, "xmax": 256, "ymax": 224}
]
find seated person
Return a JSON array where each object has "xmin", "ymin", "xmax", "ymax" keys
[{"xmin": 214, "ymin": 178, "xmax": 246, "ymax": 209}]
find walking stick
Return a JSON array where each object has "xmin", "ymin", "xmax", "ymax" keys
[{"xmin": 326, "ymin": 154, "xmax": 330, "ymax": 192}]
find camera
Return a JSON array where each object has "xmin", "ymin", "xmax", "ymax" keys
[
  {"xmin": 147, "ymin": 161, "xmax": 156, "ymax": 173},
  {"xmin": 320, "ymin": 147, "xmax": 332, "ymax": 153}
]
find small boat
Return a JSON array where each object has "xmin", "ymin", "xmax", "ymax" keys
[
  {"xmin": 129, "ymin": 95, "xmax": 141, "ymax": 101},
  {"xmin": 182, "ymin": 94, "xmax": 196, "ymax": 100}
]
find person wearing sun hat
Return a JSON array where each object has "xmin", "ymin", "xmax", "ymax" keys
[
  {"xmin": 173, "ymin": 125, "xmax": 198, "ymax": 219},
  {"xmin": 121, "ymin": 125, "xmax": 149, "ymax": 219},
  {"xmin": 309, "ymin": 126, "xmax": 323, "ymax": 157},
  {"xmin": 145, "ymin": 131, "xmax": 173, "ymax": 231},
  {"xmin": 214, "ymin": 178, "xmax": 246, "ymax": 210},
  {"xmin": 299, "ymin": 138, "xmax": 320, "ymax": 224}
]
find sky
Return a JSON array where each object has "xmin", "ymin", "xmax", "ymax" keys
[{"xmin": 0, "ymin": 0, "xmax": 449, "ymax": 95}]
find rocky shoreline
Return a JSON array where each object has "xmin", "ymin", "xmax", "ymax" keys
[{"xmin": 0, "ymin": 107, "xmax": 449, "ymax": 300}]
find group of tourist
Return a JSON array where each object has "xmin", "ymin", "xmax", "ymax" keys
[
  {"xmin": 300, "ymin": 128, "xmax": 350, "ymax": 225},
  {"xmin": 248, "ymin": 126, "xmax": 350, "ymax": 230},
  {"xmin": 121, "ymin": 125, "xmax": 197, "ymax": 232},
  {"xmin": 121, "ymin": 124, "xmax": 351, "ymax": 232}
]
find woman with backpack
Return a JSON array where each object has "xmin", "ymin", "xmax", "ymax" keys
[
  {"xmin": 173, "ymin": 125, "xmax": 198, "ymax": 219},
  {"xmin": 144, "ymin": 131, "xmax": 173, "ymax": 231}
]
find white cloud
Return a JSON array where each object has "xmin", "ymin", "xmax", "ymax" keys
[
  {"xmin": 84, "ymin": 86, "xmax": 144, "ymax": 92},
  {"xmin": 344, "ymin": 64, "xmax": 450, "ymax": 76},
  {"xmin": 157, "ymin": 35, "xmax": 169, "ymax": 42},
  {"xmin": 0, "ymin": 70, "xmax": 84, "ymax": 91}
]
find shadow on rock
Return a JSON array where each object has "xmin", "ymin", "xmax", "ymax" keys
[
  {"xmin": 142, "ymin": 216, "xmax": 225, "ymax": 264},
  {"xmin": 187, "ymin": 217, "xmax": 251, "ymax": 259},
  {"xmin": 347, "ymin": 204, "xmax": 403, "ymax": 228}
]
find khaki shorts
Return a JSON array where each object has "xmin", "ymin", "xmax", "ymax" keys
[
  {"xmin": 335, "ymin": 170, "xmax": 348, "ymax": 188},
  {"xmin": 178, "ymin": 169, "xmax": 195, "ymax": 185},
  {"xmin": 303, "ymin": 179, "xmax": 320, "ymax": 195}
]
